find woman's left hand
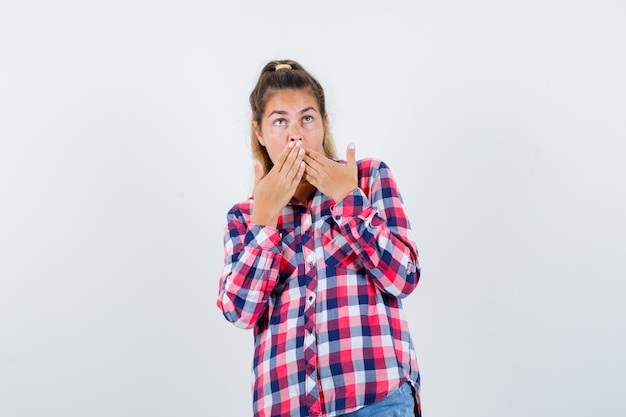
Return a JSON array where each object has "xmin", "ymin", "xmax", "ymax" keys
[{"xmin": 303, "ymin": 143, "xmax": 358, "ymax": 202}]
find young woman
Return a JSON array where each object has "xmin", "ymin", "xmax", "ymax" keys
[{"xmin": 217, "ymin": 60, "xmax": 422, "ymax": 417}]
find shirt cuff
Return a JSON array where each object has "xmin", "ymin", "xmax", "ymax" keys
[{"xmin": 330, "ymin": 188, "xmax": 372, "ymax": 226}]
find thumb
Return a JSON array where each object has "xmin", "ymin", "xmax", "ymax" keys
[
  {"xmin": 252, "ymin": 159, "xmax": 265, "ymax": 185},
  {"xmin": 346, "ymin": 142, "xmax": 356, "ymax": 167}
]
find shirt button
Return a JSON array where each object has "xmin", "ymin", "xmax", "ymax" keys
[
  {"xmin": 334, "ymin": 215, "xmax": 341, "ymax": 221},
  {"xmin": 308, "ymin": 261, "xmax": 315, "ymax": 268},
  {"xmin": 308, "ymin": 365, "xmax": 315, "ymax": 374}
]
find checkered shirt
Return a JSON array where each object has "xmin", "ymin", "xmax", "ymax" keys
[{"xmin": 217, "ymin": 158, "xmax": 420, "ymax": 417}]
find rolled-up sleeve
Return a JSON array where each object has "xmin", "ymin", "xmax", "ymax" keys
[
  {"xmin": 217, "ymin": 206, "xmax": 284, "ymax": 329},
  {"xmin": 330, "ymin": 160, "xmax": 420, "ymax": 298}
]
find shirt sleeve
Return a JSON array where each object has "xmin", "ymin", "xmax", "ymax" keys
[
  {"xmin": 330, "ymin": 159, "xmax": 420, "ymax": 298},
  {"xmin": 216, "ymin": 205, "xmax": 287, "ymax": 329}
]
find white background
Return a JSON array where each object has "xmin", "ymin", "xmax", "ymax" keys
[{"xmin": 1, "ymin": 1, "xmax": 625, "ymax": 416}]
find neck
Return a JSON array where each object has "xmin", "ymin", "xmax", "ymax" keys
[{"xmin": 293, "ymin": 181, "xmax": 312, "ymax": 204}]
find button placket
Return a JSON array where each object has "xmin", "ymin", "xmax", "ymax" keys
[{"xmin": 300, "ymin": 208, "xmax": 320, "ymax": 413}]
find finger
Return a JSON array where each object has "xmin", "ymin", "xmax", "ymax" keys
[
  {"xmin": 302, "ymin": 169, "xmax": 315, "ymax": 186},
  {"xmin": 274, "ymin": 141, "xmax": 298, "ymax": 172},
  {"xmin": 303, "ymin": 158, "xmax": 324, "ymax": 188},
  {"xmin": 252, "ymin": 159, "xmax": 265, "ymax": 185},
  {"xmin": 346, "ymin": 142, "xmax": 356, "ymax": 168},
  {"xmin": 280, "ymin": 140, "xmax": 304, "ymax": 174},
  {"xmin": 302, "ymin": 155, "xmax": 321, "ymax": 180},
  {"xmin": 304, "ymin": 147, "xmax": 325, "ymax": 162},
  {"xmin": 302, "ymin": 151, "xmax": 325, "ymax": 173},
  {"xmin": 277, "ymin": 140, "xmax": 303, "ymax": 173},
  {"xmin": 284, "ymin": 146, "xmax": 305, "ymax": 181},
  {"xmin": 292, "ymin": 160, "xmax": 306, "ymax": 185}
]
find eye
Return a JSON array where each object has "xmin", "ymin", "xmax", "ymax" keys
[
  {"xmin": 273, "ymin": 118, "xmax": 286, "ymax": 126},
  {"xmin": 302, "ymin": 115, "xmax": 314, "ymax": 123}
]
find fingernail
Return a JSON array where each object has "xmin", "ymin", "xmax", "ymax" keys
[
  {"xmin": 289, "ymin": 141, "xmax": 295, "ymax": 148},
  {"xmin": 296, "ymin": 140, "xmax": 302, "ymax": 147},
  {"xmin": 348, "ymin": 142, "xmax": 355, "ymax": 149},
  {"xmin": 299, "ymin": 148, "xmax": 305, "ymax": 156}
]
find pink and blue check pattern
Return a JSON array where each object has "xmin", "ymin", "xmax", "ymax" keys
[{"xmin": 217, "ymin": 158, "xmax": 421, "ymax": 417}]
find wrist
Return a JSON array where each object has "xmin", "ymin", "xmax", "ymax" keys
[
  {"xmin": 251, "ymin": 207, "xmax": 279, "ymax": 228},
  {"xmin": 331, "ymin": 185, "xmax": 357, "ymax": 203}
]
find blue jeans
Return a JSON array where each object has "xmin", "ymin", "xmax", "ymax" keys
[{"xmin": 341, "ymin": 382, "xmax": 418, "ymax": 417}]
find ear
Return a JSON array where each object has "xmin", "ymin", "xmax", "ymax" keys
[{"xmin": 252, "ymin": 121, "xmax": 265, "ymax": 146}]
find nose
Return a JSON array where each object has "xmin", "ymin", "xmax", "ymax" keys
[{"xmin": 288, "ymin": 123, "xmax": 303, "ymax": 142}]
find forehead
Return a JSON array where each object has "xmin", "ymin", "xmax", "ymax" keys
[{"xmin": 263, "ymin": 88, "xmax": 319, "ymax": 114}]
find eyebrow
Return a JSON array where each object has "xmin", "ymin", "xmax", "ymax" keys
[{"xmin": 267, "ymin": 107, "xmax": 318, "ymax": 119}]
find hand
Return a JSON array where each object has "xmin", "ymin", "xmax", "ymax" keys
[
  {"xmin": 303, "ymin": 143, "xmax": 358, "ymax": 202},
  {"xmin": 251, "ymin": 140, "xmax": 306, "ymax": 227}
]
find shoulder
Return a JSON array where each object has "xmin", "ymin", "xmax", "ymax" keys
[
  {"xmin": 356, "ymin": 158, "xmax": 400, "ymax": 198},
  {"xmin": 226, "ymin": 198, "xmax": 254, "ymax": 223},
  {"xmin": 357, "ymin": 157, "xmax": 393, "ymax": 179}
]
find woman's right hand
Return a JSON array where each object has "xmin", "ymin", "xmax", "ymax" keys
[{"xmin": 251, "ymin": 140, "xmax": 306, "ymax": 228}]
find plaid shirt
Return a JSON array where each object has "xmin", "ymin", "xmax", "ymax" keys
[{"xmin": 217, "ymin": 158, "xmax": 420, "ymax": 417}]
